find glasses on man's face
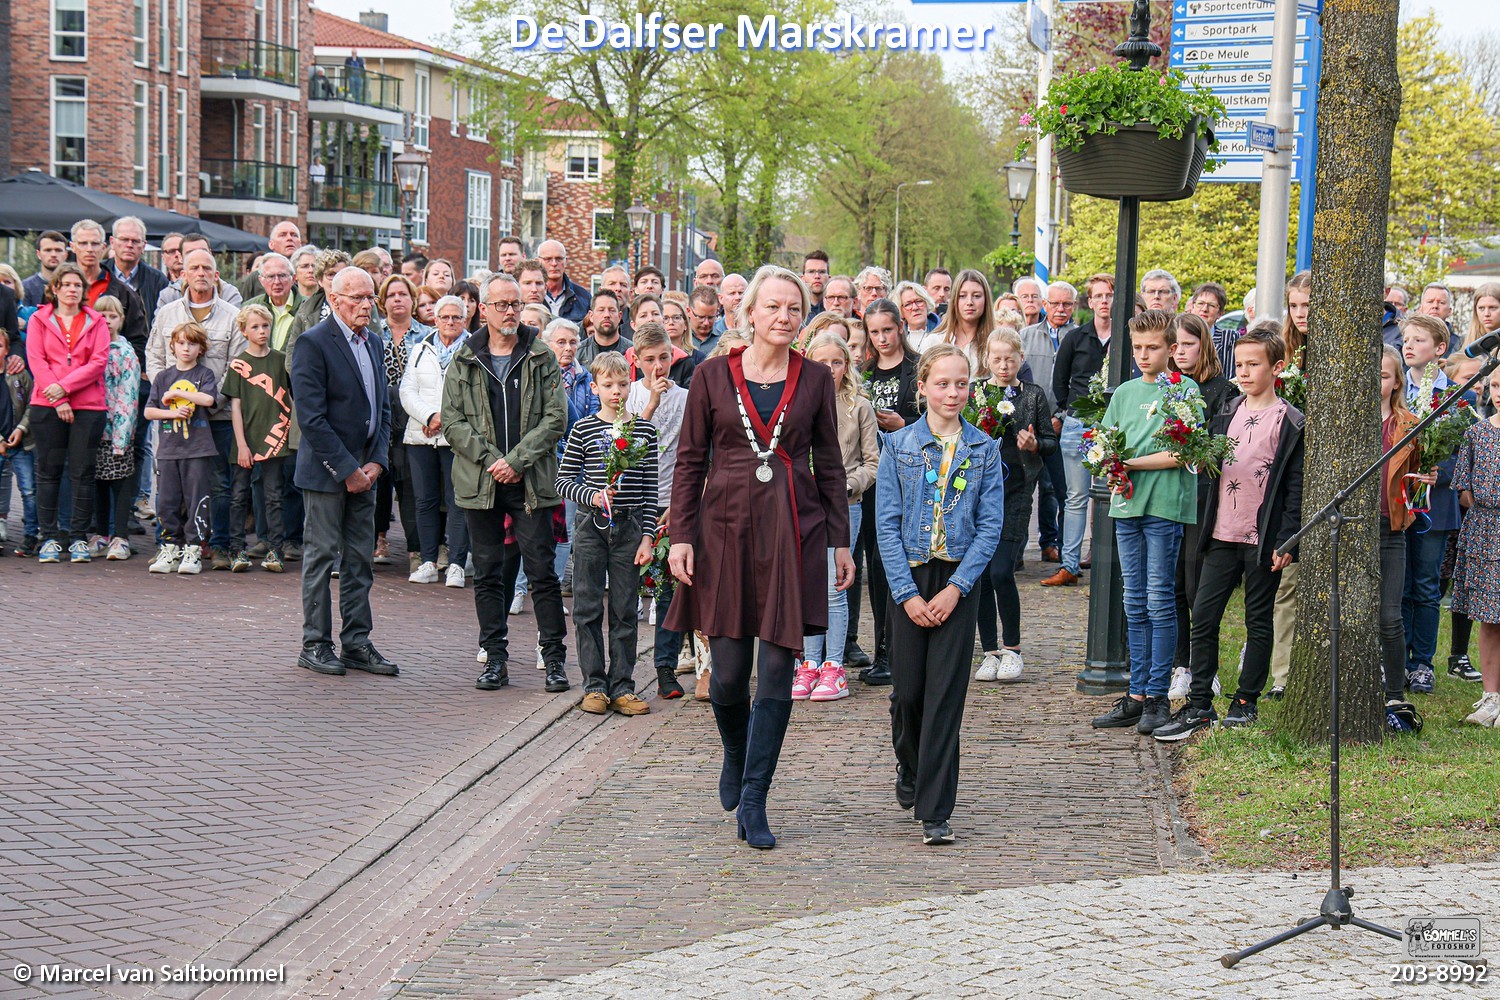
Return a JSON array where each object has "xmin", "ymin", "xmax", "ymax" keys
[
  {"xmin": 825, "ymin": 293, "xmax": 851, "ymax": 303},
  {"xmin": 538, "ymin": 256, "xmax": 564, "ymax": 265},
  {"xmin": 114, "ymin": 237, "xmax": 146, "ymax": 246},
  {"xmin": 263, "ymin": 271, "xmax": 291, "ymax": 281},
  {"xmin": 486, "ymin": 300, "xmax": 521, "ymax": 311},
  {"xmin": 341, "ymin": 293, "xmax": 376, "ymax": 304},
  {"xmin": 804, "ymin": 268, "xmax": 829, "ymax": 278},
  {"xmin": 860, "ymin": 285, "xmax": 884, "ymax": 294}
]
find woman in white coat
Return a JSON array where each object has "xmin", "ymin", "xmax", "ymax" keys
[{"xmin": 402, "ymin": 294, "xmax": 471, "ymax": 587}]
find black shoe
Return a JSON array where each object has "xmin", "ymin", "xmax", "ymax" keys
[
  {"xmin": 1153, "ymin": 704, "xmax": 1217, "ymax": 742},
  {"xmin": 656, "ymin": 666, "xmax": 685, "ymax": 699},
  {"xmin": 1266, "ymin": 685, "xmax": 1286, "ymax": 700},
  {"xmin": 1092, "ymin": 694, "xmax": 1144, "ymax": 729},
  {"xmin": 16, "ymin": 536, "xmax": 39, "ymax": 558},
  {"xmin": 1221, "ymin": 696, "xmax": 1259, "ymax": 728},
  {"xmin": 895, "ymin": 764, "xmax": 915, "ymax": 810},
  {"xmin": 475, "ymin": 662, "xmax": 509, "ymax": 690},
  {"xmin": 210, "ymin": 547, "xmax": 232, "ymax": 571},
  {"xmin": 922, "ymin": 820, "xmax": 954, "ymax": 845},
  {"xmin": 711, "ymin": 700, "xmax": 751, "ymax": 811},
  {"xmin": 298, "ymin": 643, "xmax": 345, "ymax": 675},
  {"xmin": 859, "ymin": 663, "xmax": 892, "ymax": 686},
  {"xmin": 1449, "ymin": 654, "xmax": 1483, "ymax": 682},
  {"xmin": 1136, "ymin": 695, "xmax": 1171, "ymax": 735},
  {"xmin": 544, "ymin": 662, "xmax": 570, "ymax": 692},
  {"xmin": 342, "ymin": 643, "xmax": 400, "ymax": 676},
  {"xmin": 844, "ymin": 641, "xmax": 871, "ymax": 670}
]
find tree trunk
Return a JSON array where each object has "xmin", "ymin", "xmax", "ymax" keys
[
  {"xmin": 719, "ymin": 156, "xmax": 745, "ymax": 274},
  {"xmin": 749, "ymin": 154, "xmax": 779, "ymax": 265},
  {"xmin": 1283, "ymin": 0, "xmax": 1402, "ymax": 745},
  {"xmin": 609, "ymin": 125, "xmax": 640, "ymax": 261},
  {"xmin": 857, "ymin": 189, "xmax": 875, "ymax": 267}
]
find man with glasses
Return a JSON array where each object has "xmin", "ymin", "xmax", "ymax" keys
[
  {"xmin": 291, "ymin": 267, "xmax": 398, "ymax": 679},
  {"xmin": 238, "ymin": 220, "xmax": 303, "ymax": 299},
  {"xmin": 821, "ymin": 276, "xmax": 856, "ymax": 318},
  {"xmin": 159, "ymin": 232, "xmax": 187, "ymax": 283},
  {"xmin": 855, "ymin": 266, "xmax": 892, "ymax": 314},
  {"xmin": 70, "ymin": 220, "xmax": 150, "ymax": 365},
  {"xmin": 802, "ymin": 250, "xmax": 831, "ymax": 323},
  {"xmin": 535, "ymin": 239, "xmax": 591, "ymax": 323},
  {"xmin": 687, "ymin": 286, "xmax": 720, "ymax": 354},
  {"xmin": 1021, "ymin": 279, "xmax": 1079, "ymax": 566},
  {"xmin": 244, "ymin": 252, "xmax": 302, "ymax": 353},
  {"xmin": 1013, "ymin": 277, "xmax": 1045, "ymax": 327},
  {"xmin": 1140, "ymin": 269, "xmax": 1181, "ymax": 313},
  {"xmin": 107, "ymin": 216, "xmax": 170, "ymax": 328},
  {"xmin": 442, "ymin": 274, "xmax": 571, "ymax": 694},
  {"xmin": 693, "ymin": 258, "xmax": 724, "ymax": 290}
]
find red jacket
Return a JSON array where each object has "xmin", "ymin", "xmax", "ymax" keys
[{"xmin": 25, "ymin": 304, "xmax": 111, "ymax": 411}]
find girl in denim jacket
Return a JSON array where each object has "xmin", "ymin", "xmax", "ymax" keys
[{"xmin": 874, "ymin": 344, "xmax": 1005, "ymax": 845}]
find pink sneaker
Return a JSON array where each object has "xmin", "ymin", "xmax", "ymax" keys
[
  {"xmin": 809, "ymin": 661, "xmax": 850, "ymax": 701},
  {"xmin": 792, "ymin": 660, "xmax": 819, "ymax": 700}
]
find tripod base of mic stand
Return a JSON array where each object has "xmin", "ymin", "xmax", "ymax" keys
[{"xmin": 1220, "ymin": 887, "xmax": 1402, "ymax": 968}]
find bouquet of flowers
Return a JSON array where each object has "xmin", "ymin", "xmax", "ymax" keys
[
  {"xmin": 1406, "ymin": 363, "xmax": 1478, "ymax": 512},
  {"xmin": 1149, "ymin": 371, "xmax": 1236, "ymax": 477},
  {"xmin": 599, "ymin": 415, "xmax": 652, "ymax": 524},
  {"xmin": 638, "ymin": 524, "xmax": 672, "ymax": 601},
  {"xmin": 963, "ymin": 381, "xmax": 1017, "ymax": 439},
  {"xmin": 1274, "ymin": 358, "xmax": 1307, "ymax": 411},
  {"xmin": 1071, "ymin": 368, "xmax": 1111, "ymax": 426},
  {"xmin": 1080, "ymin": 424, "xmax": 1134, "ymax": 498}
]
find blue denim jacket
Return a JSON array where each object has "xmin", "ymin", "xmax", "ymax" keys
[{"xmin": 875, "ymin": 415, "xmax": 1005, "ymax": 604}]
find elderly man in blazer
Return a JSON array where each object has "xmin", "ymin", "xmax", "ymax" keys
[{"xmin": 291, "ymin": 267, "xmax": 397, "ymax": 677}]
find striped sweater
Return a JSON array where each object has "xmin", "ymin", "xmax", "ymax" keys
[{"xmin": 555, "ymin": 413, "xmax": 661, "ymax": 536}]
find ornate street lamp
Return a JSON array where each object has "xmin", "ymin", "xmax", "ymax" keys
[
  {"xmin": 625, "ymin": 202, "xmax": 651, "ymax": 274},
  {"xmin": 1004, "ymin": 160, "xmax": 1036, "ymax": 247},
  {"xmin": 394, "ymin": 149, "xmax": 427, "ymax": 252}
]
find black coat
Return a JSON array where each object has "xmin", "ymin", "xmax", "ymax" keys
[
  {"xmin": 96, "ymin": 272, "xmax": 150, "ymax": 369},
  {"xmin": 109, "ymin": 261, "xmax": 171, "ymax": 328},
  {"xmin": 0, "ymin": 283, "xmax": 18, "ymax": 351},
  {"xmin": 291, "ymin": 316, "xmax": 391, "ymax": 491},
  {"xmin": 1197, "ymin": 395, "xmax": 1305, "ymax": 567}
]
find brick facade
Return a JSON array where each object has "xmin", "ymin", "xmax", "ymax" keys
[{"xmin": 423, "ymin": 113, "xmax": 520, "ymax": 273}]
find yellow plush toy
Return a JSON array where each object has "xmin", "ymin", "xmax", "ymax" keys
[{"xmin": 167, "ymin": 378, "xmax": 198, "ymax": 438}]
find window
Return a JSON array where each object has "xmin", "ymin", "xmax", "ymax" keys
[
  {"xmin": 499, "ymin": 113, "xmax": 515, "ymax": 161},
  {"xmin": 132, "ymin": 83, "xmax": 149, "ymax": 193},
  {"xmin": 498, "ymin": 177, "xmax": 514, "ymax": 234},
  {"xmin": 466, "ymin": 171, "xmax": 491, "ymax": 274},
  {"xmin": 413, "ymin": 68, "xmax": 430, "ymax": 148},
  {"xmin": 51, "ymin": 77, "xmax": 87, "ymax": 184},
  {"xmin": 157, "ymin": 85, "xmax": 170, "ymax": 196},
  {"xmin": 52, "ymin": 0, "xmax": 86, "ymax": 60},
  {"xmin": 591, "ymin": 209, "xmax": 613, "ymax": 250},
  {"xmin": 157, "ymin": 0, "xmax": 169, "ymax": 70},
  {"xmin": 133, "ymin": 0, "xmax": 148, "ymax": 66},
  {"xmin": 467, "ymin": 85, "xmax": 487, "ymax": 142},
  {"xmin": 273, "ymin": 106, "xmax": 283, "ymax": 165},
  {"xmin": 450, "ymin": 82, "xmax": 459, "ymax": 136},
  {"xmin": 175, "ymin": 89, "xmax": 188, "ymax": 198},
  {"xmin": 565, "ymin": 141, "xmax": 601, "ymax": 182},
  {"xmin": 176, "ymin": 0, "xmax": 188, "ymax": 74},
  {"xmin": 290, "ymin": 0, "xmax": 298, "ymax": 52},
  {"xmin": 411, "ymin": 169, "xmax": 429, "ymax": 245},
  {"xmin": 288, "ymin": 110, "xmax": 298, "ymax": 170},
  {"xmin": 252, "ymin": 105, "xmax": 266, "ymax": 162}
]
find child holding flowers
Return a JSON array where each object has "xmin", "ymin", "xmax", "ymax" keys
[
  {"xmin": 555, "ymin": 351, "xmax": 660, "ymax": 717},
  {"xmin": 970, "ymin": 327, "xmax": 1055, "ymax": 683}
]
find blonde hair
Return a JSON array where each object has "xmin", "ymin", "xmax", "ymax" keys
[
  {"xmin": 237, "ymin": 303, "xmax": 274, "ymax": 331},
  {"xmin": 1171, "ymin": 312, "xmax": 1222, "ymax": 382},
  {"xmin": 94, "ymin": 294, "xmax": 127, "ymax": 320},
  {"xmin": 589, "ymin": 350, "xmax": 630, "ymax": 381},
  {"xmin": 804, "ymin": 332, "xmax": 861, "ymax": 406},
  {"xmin": 1381, "ymin": 344, "xmax": 1414, "ymax": 419},
  {"xmin": 708, "ymin": 334, "xmax": 749, "ymax": 359},
  {"xmin": 916, "ymin": 343, "xmax": 972, "ymax": 387},
  {"xmin": 0, "ymin": 263, "xmax": 22, "ymax": 293},
  {"xmin": 736, "ymin": 265, "xmax": 810, "ymax": 336},
  {"xmin": 994, "ymin": 308, "xmax": 1025, "ymax": 331},
  {"xmin": 1401, "ymin": 312, "xmax": 1450, "ymax": 351},
  {"xmin": 1465, "ymin": 281, "xmax": 1500, "ymax": 351},
  {"xmin": 798, "ymin": 310, "xmax": 851, "ymax": 351},
  {"xmin": 986, "ymin": 326, "xmax": 1024, "ymax": 357}
]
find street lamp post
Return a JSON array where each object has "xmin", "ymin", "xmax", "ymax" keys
[
  {"xmin": 1004, "ymin": 160, "xmax": 1036, "ymax": 248},
  {"xmin": 625, "ymin": 202, "xmax": 651, "ymax": 275},
  {"xmin": 892, "ymin": 179, "xmax": 932, "ymax": 281},
  {"xmin": 393, "ymin": 149, "xmax": 426, "ymax": 253}
]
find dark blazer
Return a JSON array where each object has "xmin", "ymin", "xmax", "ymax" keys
[
  {"xmin": 290, "ymin": 315, "xmax": 390, "ymax": 492},
  {"xmin": 1197, "ymin": 395, "xmax": 1305, "ymax": 567},
  {"xmin": 95, "ymin": 272, "xmax": 150, "ymax": 369},
  {"xmin": 109, "ymin": 261, "xmax": 171, "ymax": 328}
]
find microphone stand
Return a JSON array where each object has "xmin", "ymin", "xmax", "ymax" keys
[{"xmin": 1222, "ymin": 350, "xmax": 1499, "ymax": 968}]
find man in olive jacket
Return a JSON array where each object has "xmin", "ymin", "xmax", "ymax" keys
[{"xmin": 442, "ymin": 273, "xmax": 571, "ymax": 693}]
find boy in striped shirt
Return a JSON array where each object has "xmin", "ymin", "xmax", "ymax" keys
[{"xmin": 555, "ymin": 351, "xmax": 660, "ymax": 716}]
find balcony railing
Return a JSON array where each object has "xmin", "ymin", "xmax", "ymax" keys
[
  {"xmin": 310, "ymin": 176, "xmax": 399, "ymax": 218},
  {"xmin": 310, "ymin": 63, "xmax": 402, "ymax": 113},
  {"xmin": 202, "ymin": 158, "xmax": 297, "ymax": 204},
  {"xmin": 201, "ymin": 38, "xmax": 299, "ymax": 86}
]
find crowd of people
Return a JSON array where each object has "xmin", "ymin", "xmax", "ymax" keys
[{"xmin": 3, "ymin": 216, "xmax": 1498, "ymax": 848}]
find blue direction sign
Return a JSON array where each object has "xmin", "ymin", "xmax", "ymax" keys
[{"xmin": 1247, "ymin": 122, "xmax": 1279, "ymax": 152}]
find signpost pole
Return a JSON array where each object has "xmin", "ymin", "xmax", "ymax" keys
[
  {"xmin": 1294, "ymin": 11, "xmax": 1323, "ymax": 272},
  {"xmin": 1253, "ymin": 0, "xmax": 1301, "ymax": 322},
  {"xmin": 1031, "ymin": 0, "xmax": 1053, "ymax": 282}
]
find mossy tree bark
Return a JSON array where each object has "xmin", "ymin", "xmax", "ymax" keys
[{"xmin": 1283, "ymin": 0, "xmax": 1403, "ymax": 745}]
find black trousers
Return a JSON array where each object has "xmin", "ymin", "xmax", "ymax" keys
[
  {"xmin": 977, "ymin": 536, "xmax": 1025, "ymax": 651},
  {"xmin": 887, "ymin": 560, "xmax": 981, "ymax": 824},
  {"xmin": 1188, "ymin": 540, "xmax": 1282, "ymax": 709},
  {"xmin": 32, "ymin": 406, "xmax": 104, "ymax": 545},
  {"xmin": 156, "ymin": 456, "xmax": 214, "ymax": 545},
  {"xmin": 572, "ymin": 510, "xmax": 642, "ymax": 697},
  {"xmin": 859, "ymin": 494, "xmax": 892, "ymax": 648},
  {"xmin": 231, "ymin": 455, "xmax": 286, "ymax": 551},
  {"xmin": 1174, "ymin": 518, "xmax": 1205, "ymax": 670},
  {"xmin": 1379, "ymin": 518, "xmax": 1407, "ymax": 699},
  {"xmin": 375, "ymin": 438, "xmax": 420, "ymax": 553},
  {"xmin": 465, "ymin": 483, "xmax": 567, "ymax": 666}
]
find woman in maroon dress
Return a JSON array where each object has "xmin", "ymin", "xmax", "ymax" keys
[{"xmin": 667, "ymin": 265, "xmax": 854, "ymax": 849}]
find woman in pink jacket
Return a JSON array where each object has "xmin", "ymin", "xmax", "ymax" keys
[{"xmin": 25, "ymin": 263, "xmax": 110, "ymax": 563}]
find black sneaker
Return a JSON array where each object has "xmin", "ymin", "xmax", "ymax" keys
[
  {"xmin": 1449, "ymin": 655, "xmax": 1482, "ymax": 682},
  {"xmin": 1136, "ymin": 695, "xmax": 1171, "ymax": 735},
  {"xmin": 1222, "ymin": 697, "xmax": 1259, "ymax": 728},
  {"xmin": 15, "ymin": 535, "xmax": 38, "ymax": 558},
  {"xmin": 1092, "ymin": 695, "xmax": 1145, "ymax": 729},
  {"xmin": 1153, "ymin": 705, "xmax": 1217, "ymax": 742},
  {"xmin": 895, "ymin": 765, "xmax": 915, "ymax": 810},
  {"xmin": 922, "ymin": 820, "xmax": 954, "ymax": 845}
]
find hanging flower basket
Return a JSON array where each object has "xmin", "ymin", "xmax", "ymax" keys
[{"xmin": 1055, "ymin": 118, "xmax": 1215, "ymax": 201}]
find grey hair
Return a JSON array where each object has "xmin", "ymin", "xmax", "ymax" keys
[
  {"xmin": 1140, "ymin": 269, "xmax": 1181, "ymax": 298},
  {"xmin": 331, "ymin": 266, "xmax": 374, "ymax": 293},
  {"xmin": 600, "ymin": 264, "xmax": 629, "ymax": 279},
  {"xmin": 111, "ymin": 215, "xmax": 147, "ymax": 238},
  {"xmin": 1422, "ymin": 282, "xmax": 1452, "ymax": 301},
  {"xmin": 892, "ymin": 281, "xmax": 935, "ymax": 312},
  {"xmin": 71, "ymin": 218, "xmax": 106, "ymax": 242},
  {"xmin": 1242, "ymin": 287, "xmax": 1257, "ymax": 312},
  {"xmin": 1013, "ymin": 276, "xmax": 1046, "ymax": 297},
  {"xmin": 736, "ymin": 265, "xmax": 810, "ymax": 336},
  {"xmin": 482, "ymin": 272, "xmax": 520, "ymax": 302},
  {"xmin": 258, "ymin": 251, "xmax": 292, "ymax": 275},
  {"xmin": 1046, "ymin": 279, "xmax": 1078, "ymax": 302},
  {"xmin": 289, "ymin": 244, "xmax": 320, "ymax": 268},
  {"xmin": 434, "ymin": 294, "xmax": 467, "ymax": 318},
  {"xmin": 541, "ymin": 317, "xmax": 581, "ymax": 343},
  {"xmin": 854, "ymin": 266, "xmax": 893, "ymax": 293}
]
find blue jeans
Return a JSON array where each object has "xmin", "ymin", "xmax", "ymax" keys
[
  {"xmin": 804, "ymin": 502, "xmax": 861, "ymax": 664},
  {"xmin": 0, "ymin": 449, "xmax": 38, "ymax": 540},
  {"xmin": 209, "ymin": 420, "xmax": 234, "ymax": 551},
  {"xmin": 1115, "ymin": 515, "xmax": 1184, "ymax": 697},
  {"xmin": 1402, "ymin": 527, "xmax": 1448, "ymax": 669},
  {"xmin": 553, "ymin": 498, "xmax": 576, "ymax": 581},
  {"xmin": 1059, "ymin": 417, "xmax": 1092, "ymax": 574}
]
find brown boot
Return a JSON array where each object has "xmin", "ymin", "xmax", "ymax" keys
[
  {"xmin": 1040, "ymin": 567, "xmax": 1079, "ymax": 587},
  {"xmin": 694, "ymin": 664, "xmax": 712, "ymax": 701}
]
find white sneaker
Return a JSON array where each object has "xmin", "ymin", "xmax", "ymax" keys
[
  {"xmin": 445, "ymin": 564, "xmax": 466, "ymax": 588},
  {"xmin": 177, "ymin": 546, "xmax": 202, "ymax": 575},
  {"xmin": 995, "ymin": 649, "xmax": 1025, "ymax": 683},
  {"xmin": 1212, "ymin": 675, "xmax": 1222, "ymax": 697},
  {"xmin": 975, "ymin": 653, "xmax": 1001, "ymax": 682},
  {"xmin": 106, "ymin": 537, "xmax": 131, "ymax": 561},
  {"xmin": 1464, "ymin": 692, "xmax": 1500, "ymax": 727},
  {"xmin": 1169, "ymin": 666, "xmax": 1192, "ymax": 701},
  {"xmin": 409, "ymin": 561, "xmax": 439, "ymax": 584},
  {"xmin": 148, "ymin": 544, "xmax": 181, "ymax": 574},
  {"xmin": 510, "ymin": 591, "xmax": 526, "ymax": 615},
  {"xmin": 477, "ymin": 647, "xmax": 488, "ymax": 663},
  {"xmin": 0, "ymin": 522, "xmax": 8, "ymax": 543},
  {"xmin": 536, "ymin": 646, "xmax": 545, "ymax": 670},
  {"xmin": 648, "ymin": 599, "xmax": 657, "ymax": 626}
]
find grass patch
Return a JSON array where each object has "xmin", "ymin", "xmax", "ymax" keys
[{"xmin": 1172, "ymin": 594, "xmax": 1500, "ymax": 869}]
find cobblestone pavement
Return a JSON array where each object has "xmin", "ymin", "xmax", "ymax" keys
[{"xmin": 511, "ymin": 863, "xmax": 1498, "ymax": 999}]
